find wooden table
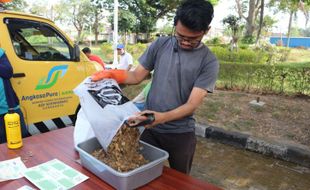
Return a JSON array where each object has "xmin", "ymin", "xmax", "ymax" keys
[{"xmin": 0, "ymin": 127, "xmax": 222, "ymax": 190}]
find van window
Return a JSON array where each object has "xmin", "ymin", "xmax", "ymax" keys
[{"xmin": 5, "ymin": 18, "xmax": 73, "ymax": 61}]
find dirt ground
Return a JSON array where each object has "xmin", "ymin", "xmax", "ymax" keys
[
  {"xmin": 195, "ymin": 90, "xmax": 310, "ymax": 147},
  {"xmin": 123, "ymin": 84, "xmax": 310, "ymax": 147}
]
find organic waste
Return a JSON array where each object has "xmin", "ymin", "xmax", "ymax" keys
[{"xmin": 92, "ymin": 124, "xmax": 149, "ymax": 172}]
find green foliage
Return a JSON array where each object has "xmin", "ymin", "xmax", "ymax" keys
[
  {"xmin": 217, "ymin": 62, "xmax": 310, "ymax": 95},
  {"xmin": 253, "ymin": 42, "xmax": 290, "ymax": 64},
  {"xmin": 126, "ymin": 43, "xmax": 147, "ymax": 64},
  {"xmin": 102, "ymin": 0, "xmax": 183, "ymax": 34},
  {"xmin": 222, "ymin": 15, "xmax": 243, "ymax": 48},
  {"xmin": 205, "ymin": 37, "xmax": 222, "ymax": 45},
  {"xmin": 100, "ymin": 43, "xmax": 114, "ymax": 61},
  {"xmin": 241, "ymin": 35, "xmax": 255, "ymax": 44},
  {"xmin": 3, "ymin": 0, "xmax": 27, "ymax": 11},
  {"xmin": 109, "ymin": 10, "xmax": 137, "ymax": 33},
  {"xmin": 210, "ymin": 46, "xmax": 267, "ymax": 64},
  {"xmin": 299, "ymin": 27, "xmax": 310, "ymax": 37},
  {"xmin": 157, "ymin": 24, "xmax": 173, "ymax": 36},
  {"xmin": 100, "ymin": 42, "xmax": 147, "ymax": 64},
  {"xmin": 222, "ymin": 15, "xmax": 242, "ymax": 36}
]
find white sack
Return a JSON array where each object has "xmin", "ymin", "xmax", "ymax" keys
[
  {"xmin": 74, "ymin": 78, "xmax": 139, "ymax": 151},
  {"xmin": 73, "ymin": 109, "xmax": 95, "ymax": 148}
]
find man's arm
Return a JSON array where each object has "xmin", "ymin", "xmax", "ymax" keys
[
  {"xmin": 128, "ymin": 87, "xmax": 207, "ymax": 128},
  {"xmin": 125, "ymin": 64, "xmax": 150, "ymax": 85},
  {"xmin": 127, "ymin": 64, "xmax": 132, "ymax": 71},
  {"xmin": 126, "ymin": 53, "xmax": 134, "ymax": 71}
]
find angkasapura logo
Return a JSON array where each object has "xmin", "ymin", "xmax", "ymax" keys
[{"xmin": 35, "ymin": 65, "xmax": 68, "ymax": 90}]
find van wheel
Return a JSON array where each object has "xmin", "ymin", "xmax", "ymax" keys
[{"xmin": 72, "ymin": 104, "xmax": 81, "ymax": 126}]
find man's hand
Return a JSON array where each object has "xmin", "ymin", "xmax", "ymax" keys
[
  {"xmin": 126, "ymin": 110, "xmax": 166, "ymax": 129},
  {"xmin": 91, "ymin": 69, "xmax": 128, "ymax": 84}
]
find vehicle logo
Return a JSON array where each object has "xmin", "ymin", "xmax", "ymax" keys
[{"xmin": 35, "ymin": 65, "xmax": 68, "ymax": 90}]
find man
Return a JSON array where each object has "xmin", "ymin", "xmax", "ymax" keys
[
  {"xmin": 116, "ymin": 44, "xmax": 133, "ymax": 71},
  {"xmin": 92, "ymin": 0, "xmax": 218, "ymax": 174},
  {"xmin": 0, "ymin": 48, "xmax": 30, "ymax": 143},
  {"xmin": 82, "ymin": 47, "xmax": 105, "ymax": 69}
]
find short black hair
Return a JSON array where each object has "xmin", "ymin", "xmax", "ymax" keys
[
  {"xmin": 82, "ymin": 47, "xmax": 91, "ymax": 54},
  {"xmin": 174, "ymin": 0, "xmax": 214, "ymax": 32}
]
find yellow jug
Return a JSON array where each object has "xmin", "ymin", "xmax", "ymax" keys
[{"xmin": 4, "ymin": 109, "xmax": 23, "ymax": 149}]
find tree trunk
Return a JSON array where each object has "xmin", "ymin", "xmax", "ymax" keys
[
  {"xmin": 245, "ymin": 0, "xmax": 256, "ymax": 36},
  {"xmin": 287, "ymin": 10, "xmax": 293, "ymax": 48},
  {"xmin": 235, "ymin": 0, "xmax": 261, "ymax": 37},
  {"xmin": 305, "ymin": 12, "xmax": 309, "ymax": 28},
  {"xmin": 93, "ymin": 12, "xmax": 99, "ymax": 46},
  {"xmin": 77, "ymin": 29, "xmax": 82, "ymax": 44},
  {"xmin": 256, "ymin": 0, "xmax": 264, "ymax": 44}
]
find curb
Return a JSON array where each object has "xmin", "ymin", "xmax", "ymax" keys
[{"xmin": 195, "ymin": 124, "xmax": 310, "ymax": 168}]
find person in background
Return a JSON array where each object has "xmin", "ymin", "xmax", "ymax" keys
[
  {"xmin": 0, "ymin": 48, "xmax": 30, "ymax": 143},
  {"xmin": 91, "ymin": 0, "xmax": 218, "ymax": 174},
  {"xmin": 116, "ymin": 44, "xmax": 133, "ymax": 71},
  {"xmin": 82, "ymin": 47, "xmax": 105, "ymax": 69},
  {"xmin": 132, "ymin": 81, "xmax": 152, "ymax": 111}
]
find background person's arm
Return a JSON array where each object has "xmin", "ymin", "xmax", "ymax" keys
[{"xmin": 0, "ymin": 53, "xmax": 13, "ymax": 79}]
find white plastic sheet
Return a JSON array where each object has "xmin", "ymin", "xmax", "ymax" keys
[
  {"xmin": 73, "ymin": 109, "xmax": 95, "ymax": 148},
  {"xmin": 74, "ymin": 78, "xmax": 139, "ymax": 151}
]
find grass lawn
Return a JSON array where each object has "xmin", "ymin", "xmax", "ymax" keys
[{"xmin": 287, "ymin": 48, "xmax": 310, "ymax": 63}]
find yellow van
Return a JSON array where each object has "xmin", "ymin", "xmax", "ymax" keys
[{"xmin": 0, "ymin": 10, "xmax": 100, "ymax": 135}]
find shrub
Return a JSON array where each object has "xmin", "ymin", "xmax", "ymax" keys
[
  {"xmin": 205, "ymin": 37, "xmax": 222, "ymax": 45},
  {"xmin": 241, "ymin": 35, "xmax": 255, "ymax": 44},
  {"xmin": 210, "ymin": 46, "xmax": 267, "ymax": 64},
  {"xmin": 217, "ymin": 62, "xmax": 310, "ymax": 95},
  {"xmin": 100, "ymin": 43, "xmax": 114, "ymax": 61},
  {"xmin": 100, "ymin": 43, "xmax": 147, "ymax": 65}
]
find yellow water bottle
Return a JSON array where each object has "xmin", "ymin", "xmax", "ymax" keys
[{"xmin": 4, "ymin": 108, "xmax": 23, "ymax": 149}]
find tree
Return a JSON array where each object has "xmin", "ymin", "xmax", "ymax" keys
[
  {"xmin": 28, "ymin": 2, "xmax": 49, "ymax": 19},
  {"xmin": 300, "ymin": 27, "xmax": 310, "ymax": 36},
  {"xmin": 3, "ymin": 0, "xmax": 27, "ymax": 11},
  {"xmin": 100, "ymin": 0, "xmax": 220, "ymax": 41},
  {"xmin": 256, "ymin": 0, "xmax": 265, "ymax": 44},
  {"xmin": 57, "ymin": 0, "xmax": 94, "ymax": 43},
  {"xmin": 90, "ymin": 0, "xmax": 107, "ymax": 45},
  {"xmin": 109, "ymin": 9, "xmax": 137, "ymax": 43},
  {"xmin": 299, "ymin": 0, "xmax": 310, "ymax": 27},
  {"xmin": 235, "ymin": 0, "xmax": 262, "ymax": 40},
  {"xmin": 269, "ymin": 0, "xmax": 310, "ymax": 47},
  {"xmin": 258, "ymin": 15, "xmax": 277, "ymax": 36},
  {"xmin": 223, "ymin": 15, "xmax": 243, "ymax": 51}
]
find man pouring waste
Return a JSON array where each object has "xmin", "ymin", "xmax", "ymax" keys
[{"xmin": 91, "ymin": 0, "xmax": 219, "ymax": 174}]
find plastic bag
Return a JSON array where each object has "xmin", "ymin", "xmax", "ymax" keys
[
  {"xmin": 74, "ymin": 78, "xmax": 139, "ymax": 151},
  {"xmin": 73, "ymin": 109, "xmax": 95, "ymax": 148}
]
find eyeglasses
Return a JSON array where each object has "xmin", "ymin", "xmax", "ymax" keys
[{"xmin": 174, "ymin": 32, "xmax": 203, "ymax": 47}]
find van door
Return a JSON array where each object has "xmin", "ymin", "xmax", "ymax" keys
[{"xmin": 4, "ymin": 18, "xmax": 85, "ymax": 134}]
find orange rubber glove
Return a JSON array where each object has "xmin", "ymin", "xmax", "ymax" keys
[
  {"xmin": 91, "ymin": 69, "xmax": 128, "ymax": 84},
  {"xmin": 0, "ymin": 0, "xmax": 12, "ymax": 3}
]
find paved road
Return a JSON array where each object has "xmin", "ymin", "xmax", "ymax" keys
[{"xmin": 190, "ymin": 137, "xmax": 310, "ymax": 190}]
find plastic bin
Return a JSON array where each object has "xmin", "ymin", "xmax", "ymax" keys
[{"xmin": 76, "ymin": 137, "xmax": 169, "ymax": 190}]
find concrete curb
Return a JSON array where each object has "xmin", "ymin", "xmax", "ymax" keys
[{"xmin": 195, "ymin": 124, "xmax": 310, "ymax": 168}]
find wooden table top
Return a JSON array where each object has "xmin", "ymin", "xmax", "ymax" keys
[{"xmin": 0, "ymin": 127, "xmax": 222, "ymax": 190}]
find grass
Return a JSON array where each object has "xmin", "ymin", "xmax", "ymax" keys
[{"xmin": 286, "ymin": 48, "xmax": 310, "ymax": 63}]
